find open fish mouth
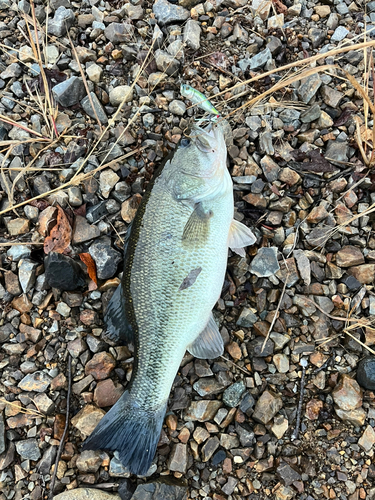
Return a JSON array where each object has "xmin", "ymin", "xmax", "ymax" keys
[{"xmin": 187, "ymin": 122, "xmax": 224, "ymax": 153}]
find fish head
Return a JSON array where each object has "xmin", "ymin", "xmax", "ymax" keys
[
  {"xmin": 174, "ymin": 122, "xmax": 228, "ymax": 186},
  {"xmin": 180, "ymin": 83, "xmax": 194, "ymax": 100}
]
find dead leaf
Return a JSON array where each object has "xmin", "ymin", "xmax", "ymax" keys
[
  {"xmin": 290, "ymin": 149, "xmax": 336, "ymax": 173},
  {"xmin": 272, "ymin": 0, "xmax": 287, "ymax": 14},
  {"xmin": 29, "ymin": 199, "xmax": 50, "ymax": 211},
  {"xmin": 206, "ymin": 51, "xmax": 229, "ymax": 71},
  {"xmin": 79, "ymin": 252, "xmax": 98, "ymax": 286},
  {"xmin": 73, "ymin": 204, "xmax": 86, "ymax": 217},
  {"xmin": 333, "ymin": 109, "xmax": 353, "ymax": 127},
  {"xmin": 44, "ymin": 206, "xmax": 72, "ymax": 255}
]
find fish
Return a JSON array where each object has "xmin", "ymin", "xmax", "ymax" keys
[
  {"xmin": 82, "ymin": 122, "xmax": 256, "ymax": 475},
  {"xmin": 181, "ymin": 84, "xmax": 221, "ymax": 118}
]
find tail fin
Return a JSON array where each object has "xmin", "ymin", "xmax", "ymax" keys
[{"xmin": 82, "ymin": 390, "xmax": 167, "ymax": 476}]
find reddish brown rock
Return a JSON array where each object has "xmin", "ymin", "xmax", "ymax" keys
[
  {"xmin": 12, "ymin": 295, "xmax": 33, "ymax": 313},
  {"xmin": 348, "ymin": 265, "xmax": 375, "ymax": 284},
  {"xmin": 71, "ymin": 405, "xmax": 105, "ymax": 438},
  {"xmin": 332, "ymin": 374, "xmax": 362, "ymax": 411},
  {"xmin": 225, "ymin": 341, "xmax": 242, "ymax": 361},
  {"xmin": 336, "ymin": 246, "xmax": 364, "ymax": 267},
  {"xmin": 85, "ymin": 352, "xmax": 116, "ymax": 380},
  {"xmin": 93, "ymin": 379, "xmax": 123, "ymax": 407},
  {"xmin": 80, "ymin": 310, "xmax": 100, "ymax": 326},
  {"xmin": 305, "ymin": 399, "xmax": 323, "ymax": 420},
  {"xmin": 51, "ymin": 373, "xmax": 68, "ymax": 390}
]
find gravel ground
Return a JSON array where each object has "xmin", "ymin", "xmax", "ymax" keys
[{"xmin": 1, "ymin": 0, "xmax": 375, "ymax": 499}]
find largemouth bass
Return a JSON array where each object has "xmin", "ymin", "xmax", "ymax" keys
[{"xmin": 82, "ymin": 122, "xmax": 256, "ymax": 475}]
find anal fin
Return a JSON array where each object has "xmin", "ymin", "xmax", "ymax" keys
[
  {"xmin": 187, "ymin": 313, "xmax": 223, "ymax": 359},
  {"xmin": 228, "ymin": 219, "xmax": 256, "ymax": 256},
  {"xmin": 104, "ymin": 284, "xmax": 134, "ymax": 344}
]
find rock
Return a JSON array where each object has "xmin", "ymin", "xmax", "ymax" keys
[
  {"xmin": 52, "ymin": 76, "xmax": 86, "ymax": 108},
  {"xmin": 168, "ymin": 443, "xmax": 187, "ymax": 473},
  {"xmin": 222, "ymin": 381, "xmax": 246, "ymax": 407},
  {"xmin": 7, "ymin": 245, "xmax": 31, "ymax": 262},
  {"xmin": 260, "ymin": 155, "xmax": 279, "ymax": 182},
  {"xmin": 1, "ymin": 63, "xmax": 22, "ymax": 79},
  {"xmin": 38, "ymin": 445, "xmax": 57, "ymax": 475},
  {"xmin": 321, "ymin": 85, "xmax": 343, "ymax": 107},
  {"xmin": 278, "ymin": 167, "xmax": 300, "ymax": 186},
  {"xmin": 48, "ymin": 6, "xmax": 75, "ymax": 36},
  {"xmin": 306, "ymin": 205, "xmax": 329, "ymax": 224},
  {"xmin": 86, "ymin": 63, "xmax": 103, "ymax": 83},
  {"xmin": 271, "ymin": 415, "xmax": 288, "ymax": 439},
  {"xmin": 293, "ymin": 249, "xmax": 311, "ymax": 286},
  {"xmin": 155, "ymin": 50, "xmax": 180, "ymax": 76},
  {"xmin": 72, "ymin": 215, "xmax": 100, "ymax": 244},
  {"xmin": 193, "ymin": 378, "xmax": 224, "ymax": 397},
  {"xmin": 109, "ymin": 85, "xmax": 133, "ymax": 106},
  {"xmin": 298, "ymin": 74, "xmax": 322, "ymax": 104},
  {"xmin": 104, "ymin": 22, "xmax": 134, "ymax": 43},
  {"xmin": 277, "ymin": 460, "xmax": 302, "ymax": 486},
  {"xmin": 33, "ymin": 393, "xmax": 54, "ymax": 414},
  {"xmin": 54, "ymin": 489, "xmax": 122, "ymax": 500},
  {"xmin": 236, "ymin": 308, "xmax": 258, "ymax": 327},
  {"xmin": 94, "ymin": 379, "xmax": 123, "ymax": 407},
  {"xmin": 16, "ymin": 439, "xmax": 41, "ymax": 461},
  {"xmin": 131, "ymin": 480, "xmax": 188, "ymax": 500},
  {"xmin": 201, "ymin": 436, "xmax": 220, "ymax": 462},
  {"xmin": 76, "ymin": 450, "xmax": 103, "ymax": 473},
  {"xmin": 325, "ymin": 140, "xmax": 348, "ymax": 162},
  {"xmin": 153, "ymin": 0, "xmax": 189, "ymax": 25},
  {"xmin": 18, "ymin": 371, "xmax": 52, "ymax": 392},
  {"xmin": 81, "ymin": 92, "xmax": 108, "ymax": 124},
  {"xmin": 183, "ymin": 20, "xmax": 201, "ymax": 50},
  {"xmin": 71, "ymin": 405, "xmax": 105, "ymax": 438},
  {"xmin": 357, "ymin": 357, "xmax": 375, "ymax": 390},
  {"xmin": 336, "ymin": 246, "xmax": 364, "ymax": 267},
  {"xmin": 222, "ymin": 477, "xmax": 238, "ymax": 496},
  {"xmin": 5, "ymin": 218, "xmax": 30, "ymax": 235},
  {"xmin": 358, "ymin": 425, "xmax": 375, "ymax": 452},
  {"xmin": 252, "ymin": 390, "xmax": 283, "ymax": 424},
  {"xmin": 308, "ymin": 28, "xmax": 326, "ymax": 48},
  {"xmin": 0, "ymin": 0, "xmax": 11, "ymax": 9},
  {"xmin": 331, "ymin": 26, "xmax": 349, "ymax": 42},
  {"xmin": 249, "ymin": 247, "xmax": 279, "ymax": 277},
  {"xmin": 0, "ymin": 412, "xmax": 5, "ymax": 455},
  {"xmin": 300, "ymin": 103, "xmax": 321, "ymax": 123},
  {"xmin": 348, "ymin": 264, "xmax": 375, "ymax": 284},
  {"xmin": 4, "ymin": 271, "xmax": 22, "ymax": 295},
  {"xmin": 250, "ymin": 48, "xmax": 272, "ymax": 70},
  {"xmin": 18, "ymin": 259, "xmax": 38, "ymax": 293},
  {"xmin": 99, "ymin": 170, "xmax": 120, "ymax": 198},
  {"xmin": 45, "ymin": 252, "xmax": 86, "ymax": 290},
  {"xmin": 169, "ymin": 100, "xmax": 186, "ymax": 116},
  {"xmin": 248, "ymin": 337, "xmax": 274, "ymax": 357},
  {"xmin": 89, "ymin": 239, "xmax": 122, "ymax": 279},
  {"xmin": 185, "ymin": 400, "xmax": 222, "ymax": 421},
  {"xmin": 332, "ymin": 374, "xmax": 362, "ymax": 411},
  {"xmin": 121, "ymin": 194, "xmax": 142, "ymax": 223},
  {"xmin": 85, "ymin": 352, "xmax": 116, "ymax": 380},
  {"xmin": 335, "ymin": 407, "xmax": 366, "ymax": 427},
  {"xmin": 273, "ymin": 353, "xmax": 289, "ymax": 373}
]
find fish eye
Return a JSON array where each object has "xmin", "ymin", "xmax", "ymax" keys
[{"xmin": 181, "ymin": 138, "xmax": 190, "ymax": 147}]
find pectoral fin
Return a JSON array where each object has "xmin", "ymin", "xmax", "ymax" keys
[
  {"xmin": 228, "ymin": 219, "xmax": 256, "ymax": 256},
  {"xmin": 187, "ymin": 313, "xmax": 224, "ymax": 359},
  {"xmin": 182, "ymin": 203, "xmax": 213, "ymax": 247},
  {"xmin": 104, "ymin": 284, "xmax": 134, "ymax": 344}
]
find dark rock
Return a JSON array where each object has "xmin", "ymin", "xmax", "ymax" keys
[
  {"xmin": 222, "ymin": 381, "xmax": 246, "ymax": 407},
  {"xmin": 277, "ymin": 460, "xmax": 302, "ymax": 486},
  {"xmin": 239, "ymin": 392, "xmax": 255, "ymax": 415},
  {"xmin": 16, "ymin": 439, "xmax": 41, "ymax": 461},
  {"xmin": 235, "ymin": 423, "xmax": 254, "ymax": 447},
  {"xmin": 212, "ymin": 449, "xmax": 226, "ymax": 465},
  {"xmin": 45, "ymin": 252, "xmax": 86, "ymax": 291},
  {"xmin": 48, "ymin": 6, "xmax": 75, "ymax": 36},
  {"xmin": 357, "ymin": 357, "xmax": 375, "ymax": 391},
  {"xmin": 201, "ymin": 436, "xmax": 220, "ymax": 462},
  {"xmin": 249, "ymin": 247, "xmax": 279, "ymax": 277},
  {"xmin": 104, "ymin": 22, "xmax": 135, "ymax": 43},
  {"xmin": 52, "ymin": 76, "xmax": 85, "ymax": 107},
  {"xmin": 0, "ymin": 412, "xmax": 5, "ymax": 455},
  {"xmin": 38, "ymin": 445, "xmax": 57, "ymax": 475},
  {"xmin": 89, "ymin": 238, "xmax": 122, "ymax": 279},
  {"xmin": 131, "ymin": 478, "xmax": 188, "ymax": 500},
  {"xmin": 248, "ymin": 337, "xmax": 274, "ymax": 357},
  {"xmin": 81, "ymin": 92, "xmax": 108, "ymax": 124}
]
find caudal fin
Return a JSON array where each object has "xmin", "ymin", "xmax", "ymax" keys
[{"xmin": 82, "ymin": 390, "xmax": 167, "ymax": 476}]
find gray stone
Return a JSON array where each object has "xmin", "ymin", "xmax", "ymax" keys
[
  {"xmin": 153, "ymin": 0, "xmax": 189, "ymax": 25},
  {"xmin": 38, "ymin": 445, "xmax": 57, "ymax": 475},
  {"xmin": 169, "ymin": 100, "xmax": 186, "ymax": 116},
  {"xmin": 223, "ymin": 381, "xmax": 246, "ymax": 407},
  {"xmin": 48, "ymin": 6, "xmax": 75, "ymax": 36},
  {"xmin": 248, "ymin": 337, "xmax": 274, "ymax": 357},
  {"xmin": 321, "ymin": 85, "xmax": 343, "ymax": 108},
  {"xmin": 300, "ymin": 103, "xmax": 321, "ymax": 123},
  {"xmin": 81, "ymin": 92, "xmax": 108, "ymax": 124},
  {"xmin": 253, "ymin": 390, "xmax": 283, "ymax": 424},
  {"xmin": 193, "ymin": 378, "xmax": 224, "ymax": 397},
  {"xmin": 0, "ymin": 0, "xmax": 10, "ymax": 9},
  {"xmin": 143, "ymin": 113, "xmax": 155, "ymax": 128},
  {"xmin": 201, "ymin": 436, "xmax": 220, "ymax": 462},
  {"xmin": 331, "ymin": 26, "xmax": 349, "ymax": 42},
  {"xmin": 104, "ymin": 22, "xmax": 134, "ymax": 43},
  {"xmin": 279, "ymin": 109, "xmax": 300, "ymax": 123},
  {"xmin": 222, "ymin": 477, "xmax": 238, "ymax": 496},
  {"xmin": 18, "ymin": 371, "xmax": 52, "ymax": 392},
  {"xmin": 131, "ymin": 481, "xmax": 188, "ymax": 500},
  {"xmin": 16, "ymin": 439, "xmax": 41, "ymax": 461},
  {"xmin": 54, "ymin": 489, "xmax": 122, "ymax": 500},
  {"xmin": 7, "ymin": 245, "xmax": 31, "ymax": 262},
  {"xmin": 154, "ymin": 49, "xmax": 180, "ymax": 76},
  {"xmin": 1, "ymin": 63, "xmax": 22, "ymax": 79},
  {"xmin": 89, "ymin": 238, "xmax": 122, "ymax": 279},
  {"xmin": 308, "ymin": 28, "xmax": 326, "ymax": 48},
  {"xmin": 18, "ymin": 259, "xmax": 38, "ymax": 293},
  {"xmin": 109, "ymin": 85, "xmax": 133, "ymax": 106},
  {"xmin": 168, "ymin": 443, "xmax": 187, "ymax": 473},
  {"xmin": 260, "ymin": 155, "xmax": 279, "ymax": 181},
  {"xmin": 52, "ymin": 76, "xmax": 86, "ymax": 107},
  {"xmin": 236, "ymin": 307, "xmax": 258, "ymax": 327},
  {"xmin": 67, "ymin": 186, "xmax": 83, "ymax": 207},
  {"xmin": 249, "ymin": 247, "xmax": 280, "ymax": 277},
  {"xmin": 298, "ymin": 74, "xmax": 322, "ymax": 104},
  {"xmin": 183, "ymin": 19, "xmax": 201, "ymax": 50},
  {"xmin": 250, "ymin": 48, "xmax": 272, "ymax": 70},
  {"xmin": 267, "ymin": 35, "xmax": 282, "ymax": 55},
  {"xmin": 325, "ymin": 140, "xmax": 348, "ymax": 162}
]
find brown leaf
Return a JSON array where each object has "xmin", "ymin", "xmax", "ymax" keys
[
  {"xmin": 206, "ymin": 51, "xmax": 229, "ymax": 71},
  {"xmin": 272, "ymin": 0, "xmax": 288, "ymax": 14},
  {"xmin": 333, "ymin": 109, "xmax": 353, "ymax": 127},
  {"xmin": 79, "ymin": 252, "xmax": 98, "ymax": 286},
  {"xmin": 290, "ymin": 149, "xmax": 336, "ymax": 172},
  {"xmin": 73, "ymin": 204, "xmax": 86, "ymax": 217},
  {"xmin": 29, "ymin": 199, "xmax": 50, "ymax": 210},
  {"xmin": 44, "ymin": 206, "xmax": 72, "ymax": 255}
]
